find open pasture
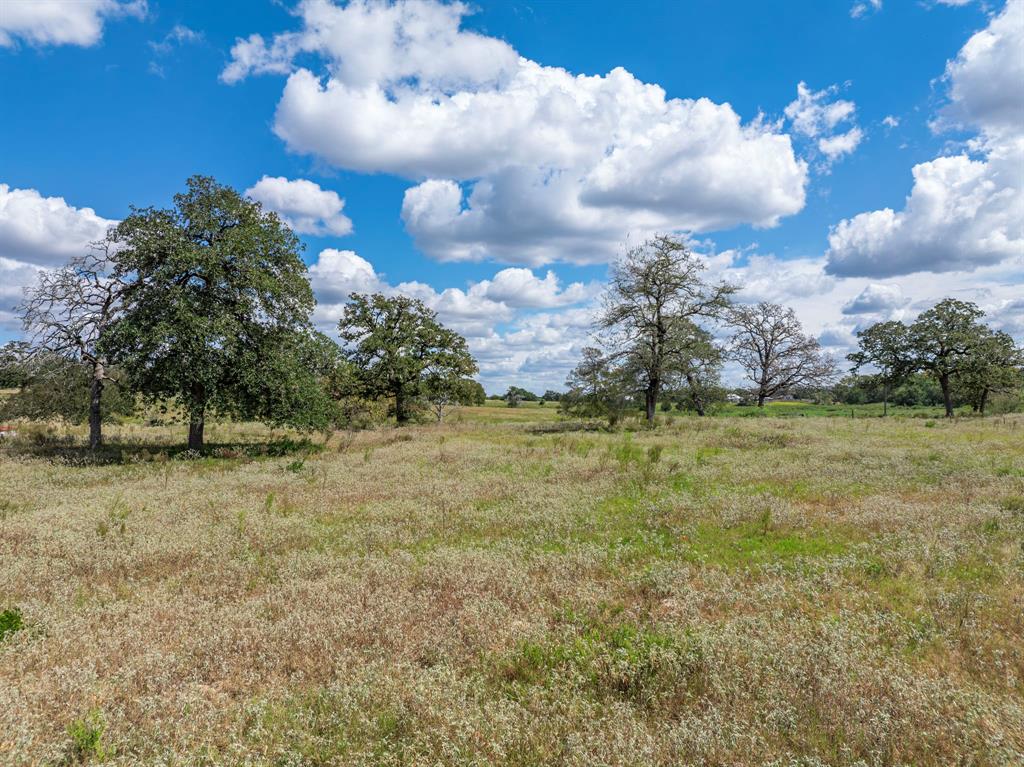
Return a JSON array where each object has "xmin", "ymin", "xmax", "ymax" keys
[{"xmin": 1, "ymin": 411, "xmax": 1023, "ymax": 765}]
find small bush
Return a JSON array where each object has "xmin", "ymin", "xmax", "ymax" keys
[
  {"xmin": 988, "ymin": 390, "xmax": 1023, "ymax": 415},
  {"xmin": 0, "ymin": 607, "xmax": 23, "ymax": 641},
  {"xmin": 65, "ymin": 710, "xmax": 111, "ymax": 763}
]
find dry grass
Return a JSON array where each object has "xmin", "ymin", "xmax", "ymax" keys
[{"xmin": 1, "ymin": 410, "xmax": 1022, "ymax": 765}]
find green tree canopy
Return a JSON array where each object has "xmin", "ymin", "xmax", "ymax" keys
[
  {"xmin": 848, "ymin": 320, "xmax": 913, "ymax": 415},
  {"xmin": 102, "ymin": 175, "xmax": 327, "ymax": 449},
  {"xmin": 599, "ymin": 235, "xmax": 736, "ymax": 422},
  {"xmin": 461, "ymin": 379, "xmax": 486, "ymax": 406},
  {"xmin": 503, "ymin": 386, "xmax": 536, "ymax": 407},
  {"xmin": 0, "ymin": 342, "xmax": 31, "ymax": 389},
  {"xmin": 422, "ymin": 376, "xmax": 483, "ymax": 422},
  {"xmin": 954, "ymin": 329, "xmax": 1023, "ymax": 415},
  {"xmin": 560, "ymin": 347, "xmax": 634, "ymax": 426},
  {"xmin": 337, "ymin": 292, "xmax": 477, "ymax": 424},
  {"xmin": 907, "ymin": 298, "xmax": 987, "ymax": 417},
  {"xmin": 671, "ymin": 320, "xmax": 724, "ymax": 416}
]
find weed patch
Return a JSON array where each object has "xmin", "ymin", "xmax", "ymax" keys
[
  {"xmin": 0, "ymin": 607, "xmax": 23, "ymax": 642},
  {"xmin": 494, "ymin": 617, "xmax": 706, "ymax": 709}
]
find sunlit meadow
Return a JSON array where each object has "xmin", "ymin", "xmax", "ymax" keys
[{"xmin": 1, "ymin": 408, "xmax": 1022, "ymax": 765}]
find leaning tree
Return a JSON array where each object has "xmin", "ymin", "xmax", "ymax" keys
[
  {"xmin": 598, "ymin": 235, "xmax": 736, "ymax": 422},
  {"xmin": 19, "ymin": 245, "xmax": 126, "ymax": 449},
  {"xmin": 729, "ymin": 302, "xmax": 836, "ymax": 407},
  {"xmin": 337, "ymin": 292, "xmax": 477, "ymax": 424},
  {"xmin": 102, "ymin": 175, "xmax": 331, "ymax": 450}
]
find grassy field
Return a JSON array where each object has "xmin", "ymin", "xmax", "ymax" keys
[{"xmin": 1, "ymin": 409, "xmax": 1023, "ymax": 765}]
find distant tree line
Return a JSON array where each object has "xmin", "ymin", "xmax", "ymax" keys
[
  {"xmin": 0, "ymin": 177, "xmax": 482, "ymax": 450},
  {"xmin": 559, "ymin": 235, "xmax": 1022, "ymax": 425},
  {"xmin": 2, "ymin": 183, "xmax": 1021, "ymax": 446}
]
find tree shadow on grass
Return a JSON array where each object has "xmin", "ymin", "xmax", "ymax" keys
[{"xmin": 0, "ymin": 436, "xmax": 322, "ymax": 467}]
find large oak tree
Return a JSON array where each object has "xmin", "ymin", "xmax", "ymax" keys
[
  {"xmin": 103, "ymin": 176, "xmax": 329, "ymax": 450},
  {"xmin": 906, "ymin": 298, "xmax": 987, "ymax": 418},
  {"xmin": 598, "ymin": 235, "xmax": 735, "ymax": 422},
  {"xmin": 337, "ymin": 292, "xmax": 477, "ymax": 424}
]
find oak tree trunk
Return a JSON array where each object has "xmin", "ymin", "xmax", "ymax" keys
[
  {"xmin": 940, "ymin": 374, "xmax": 954, "ymax": 418},
  {"xmin": 188, "ymin": 382, "xmax": 206, "ymax": 451},
  {"xmin": 89, "ymin": 364, "xmax": 104, "ymax": 451},
  {"xmin": 188, "ymin": 414, "xmax": 205, "ymax": 451},
  {"xmin": 395, "ymin": 388, "xmax": 409, "ymax": 425},
  {"xmin": 686, "ymin": 373, "xmax": 706, "ymax": 416},
  {"xmin": 645, "ymin": 379, "xmax": 659, "ymax": 423}
]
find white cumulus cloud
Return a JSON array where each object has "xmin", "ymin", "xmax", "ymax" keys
[
  {"xmin": 0, "ymin": 184, "xmax": 116, "ymax": 267},
  {"xmin": 0, "ymin": 0, "xmax": 145, "ymax": 48},
  {"xmin": 826, "ymin": 145, "xmax": 1023, "ymax": 277},
  {"xmin": 825, "ymin": 0, "xmax": 1024, "ymax": 278},
  {"xmin": 305, "ymin": 247, "xmax": 599, "ymax": 390},
  {"xmin": 307, "ymin": 248, "xmax": 592, "ymax": 323},
  {"xmin": 941, "ymin": 0, "xmax": 1024, "ymax": 136},
  {"xmin": 0, "ymin": 257, "xmax": 44, "ymax": 330},
  {"xmin": 307, "ymin": 248, "xmax": 383, "ymax": 304},
  {"xmin": 476, "ymin": 268, "xmax": 596, "ymax": 309},
  {"xmin": 244, "ymin": 176, "xmax": 353, "ymax": 237},
  {"xmin": 224, "ymin": 0, "xmax": 808, "ymax": 266},
  {"xmin": 841, "ymin": 283, "xmax": 909, "ymax": 315},
  {"xmin": 784, "ymin": 81, "xmax": 863, "ymax": 167}
]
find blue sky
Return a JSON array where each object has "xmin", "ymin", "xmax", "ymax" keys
[{"xmin": 1, "ymin": 0, "xmax": 1021, "ymax": 392}]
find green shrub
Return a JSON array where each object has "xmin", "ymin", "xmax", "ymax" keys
[
  {"xmin": 0, "ymin": 607, "xmax": 23, "ymax": 641},
  {"xmin": 66, "ymin": 710, "xmax": 111, "ymax": 762}
]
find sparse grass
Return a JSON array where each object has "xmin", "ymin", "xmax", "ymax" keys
[
  {"xmin": 1, "ymin": 411, "xmax": 1022, "ymax": 765},
  {"xmin": 711, "ymin": 401, "xmax": 967, "ymax": 418}
]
